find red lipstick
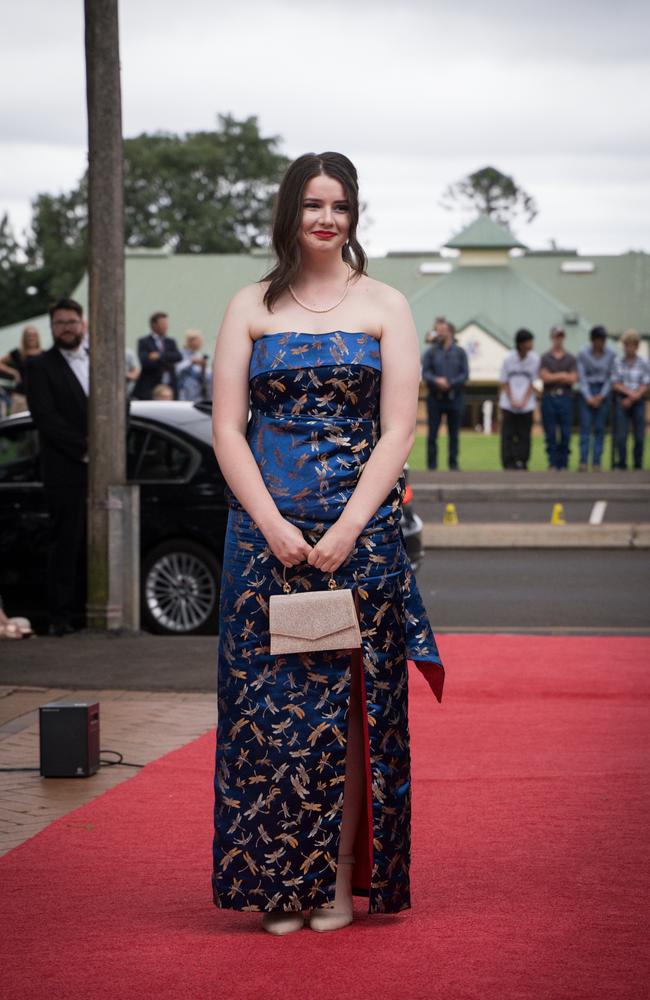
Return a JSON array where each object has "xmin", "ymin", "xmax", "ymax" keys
[{"xmin": 313, "ymin": 231, "xmax": 336, "ymax": 240}]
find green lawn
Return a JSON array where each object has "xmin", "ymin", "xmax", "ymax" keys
[{"xmin": 408, "ymin": 431, "xmax": 650, "ymax": 472}]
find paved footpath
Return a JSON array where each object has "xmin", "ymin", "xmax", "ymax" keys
[{"xmin": 0, "ymin": 682, "xmax": 215, "ymax": 858}]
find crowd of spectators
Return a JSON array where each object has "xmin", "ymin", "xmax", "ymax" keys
[
  {"xmin": 1, "ymin": 305, "xmax": 647, "ymax": 479},
  {"xmin": 0, "ymin": 309, "xmax": 213, "ymax": 418},
  {"xmin": 422, "ymin": 317, "xmax": 649, "ymax": 472},
  {"xmin": 129, "ymin": 311, "xmax": 212, "ymax": 402},
  {"xmin": 0, "ymin": 300, "xmax": 213, "ymax": 635},
  {"xmin": 0, "ymin": 298, "xmax": 647, "ymax": 637}
]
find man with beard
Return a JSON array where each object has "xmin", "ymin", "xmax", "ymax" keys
[
  {"xmin": 422, "ymin": 318, "xmax": 469, "ymax": 470},
  {"xmin": 25, "ymin": 298, "xmax": 89, "ymax": 635}
]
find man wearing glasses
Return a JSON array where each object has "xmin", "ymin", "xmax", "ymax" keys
[{"xmin": 25, "ymin": 298, "xmax": 89, "ymax": 636}]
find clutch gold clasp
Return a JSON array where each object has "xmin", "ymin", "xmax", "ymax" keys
[{"xmin": 283, "ymin": 564, "xmax": 337, "ymax": 591}]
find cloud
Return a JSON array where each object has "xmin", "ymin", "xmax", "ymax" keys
[{"xmin": 1, "ymin": 0, "xmax": 649, "ymax": 254}]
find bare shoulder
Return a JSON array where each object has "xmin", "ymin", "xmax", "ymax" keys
[
  {"xmin": 219, "ymin": 282, "xmax": 269, "ymax": 342},
  {"xmin": 356, "ymin": 273, "xmax": 408, "ymax": 309},
  {"xmin": 358, "ymin": 277, "xmax": 413, "ymax": 345},
  {"xmin": 350, "ymin": 275, "xmax": 411, "ymax": 340},
  {"xmin": 226, "ymin": 281, "xmax": 267, "ymax": 313}
]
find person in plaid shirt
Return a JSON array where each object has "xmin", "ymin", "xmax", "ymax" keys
[{"xmin": 612, "ymin": 329, "xmax": 650, "ymax": 470}]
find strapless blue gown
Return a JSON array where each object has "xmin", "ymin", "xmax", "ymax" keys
[{"xmin": 212, "ymin": 331, "xmax": 444, "ymax": 915}]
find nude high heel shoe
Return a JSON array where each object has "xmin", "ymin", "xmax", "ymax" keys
[
  {"xmin": 309, "ymin": 853, "xmax": 355, "ymax": 932},
  {"xmin": 261, "ymin": 910, "xmax": 305, "ymax": 936}
]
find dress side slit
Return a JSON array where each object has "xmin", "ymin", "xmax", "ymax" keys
[{"xmin": 351, "ymin": 646, "xmax": 374, "ymax": 894}]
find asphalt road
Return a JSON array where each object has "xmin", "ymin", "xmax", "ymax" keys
[
  {"xmin": 1, "ymin": 550, "xmax": 647, "ymax": 692},
  {"xmin": 415, "ymin": 497, "xmax": 650, "ymax": 524},
  {"xmin": 418, "ymin": 549, "xmax": 650, "ymax": 631}
]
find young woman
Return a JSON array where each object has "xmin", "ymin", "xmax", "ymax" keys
[
  {"xmin": 0, "ymin": 325, "xmax": 42, "ymax": 414},
  {"xmin": 211, "ymin": 152, "xmax": 445, "ymax": 935}
]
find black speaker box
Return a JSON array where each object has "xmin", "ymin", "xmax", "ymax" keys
[{"xmin": 39, "ymin": 701, "xmax": 100, "ymax": 778}]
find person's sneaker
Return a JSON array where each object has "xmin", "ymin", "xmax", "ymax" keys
[
  {"xmin": 578, "ymin": 463, "xmax": 588, "ymax": 472},
  {"xmin": 592, "ymin": 464, "xmax": 601, "ymax": 471}
]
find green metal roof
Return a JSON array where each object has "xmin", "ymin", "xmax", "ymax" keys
[
  {"xmin": 511, "ymin": 252, "xmax": 650, "ymax": 335},
  {"xmin": 408, "ymin": 264, "xmax": 591, "ymax": 352},
  {"xmin": 0, "ymin": 252, "xmax": 443, "ymax": 358},
  {"xmin": 2, "ymin": 244, "xmax": 648, "ymax": 361},
  {"xmin": 445, "ymin": 214, "xmax": 526, "ymax": 250}
]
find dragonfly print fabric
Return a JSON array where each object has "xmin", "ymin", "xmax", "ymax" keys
[{"xmin": 212, "ymin": 331, "xmax": 445, "ymax": 915}]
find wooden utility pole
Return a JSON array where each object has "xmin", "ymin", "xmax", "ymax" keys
[{"xmin": 84, "ymin": 0, "xmax": 139, "ymax": 630}]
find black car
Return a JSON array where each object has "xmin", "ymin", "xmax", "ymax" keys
[{"xmin": 0, "ymin": 402, "xmax": 424, "ymax": 636}]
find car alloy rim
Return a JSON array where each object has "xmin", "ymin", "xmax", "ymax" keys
[{"xmin": 145, "ymin": 551, "xmax": 215, "ymax": 632}]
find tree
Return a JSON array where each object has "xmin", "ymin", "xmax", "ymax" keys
[
  {"xmin": 17, "ymin": 114, "xmax": 288, "ymax": 320},
  {"xmin": 123, "ymin": 115, "xmax": 288, "ymax": 252},
  {"xmin": 25, "ymin": 186, "xmax": 88, "ymax": 313},
  {"xmin": 440, "ymin": 166, "xmax": 538, "ymax": 225},
  {"xmin": 0, "ymin": 215, "xmax": 36, "ymax": 327}
]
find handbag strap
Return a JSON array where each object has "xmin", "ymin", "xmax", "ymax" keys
[{"xmin": 281, "ymin": 564, "xmax": 337, "ymax": 594}]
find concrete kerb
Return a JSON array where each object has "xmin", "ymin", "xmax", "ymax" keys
[
  {"xmin": 412, "ymin": 471, "xmax": 650, "ymax": 546},
  {"xmin": 422, "ymin": 522, "xmax": 650, "ymax": 548}
]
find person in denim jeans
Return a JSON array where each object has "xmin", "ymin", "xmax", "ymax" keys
[
  {"xmin": 422, "ymin": 319, "xmax": 469, "ymax": 470},
  {"xmin": 539, "ymin": 326, "xmax": 577, "ymax": 469},
  {"xmin": 576, "ymin": 326, "xmax": 615, "ymax": 470},
  {"xmin": 612, "ymin": 330, "xmax": 649, "ymax": 470}
]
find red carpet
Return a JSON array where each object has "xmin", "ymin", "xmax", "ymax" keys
[{"xmin": 2, "ymin": 636, "xmax": 649, "ymax": 1000}]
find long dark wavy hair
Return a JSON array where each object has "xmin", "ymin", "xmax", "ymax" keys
[{"xmin": 262, "ymin": 151, "xmax": 368, "ymax": 312}]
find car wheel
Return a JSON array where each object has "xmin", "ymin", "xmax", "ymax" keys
[{"xmin": 141, "ymin": 538, "xmax": 221, "ymax": 635}]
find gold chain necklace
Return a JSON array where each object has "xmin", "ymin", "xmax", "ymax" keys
[{"xmin": 289, "ymin": 263, "xmax": 352, "ymax": 314}]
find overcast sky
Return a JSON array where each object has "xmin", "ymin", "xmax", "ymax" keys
[{"xmin": 2, "ymin": 0, "xmax": 649, "ymax": 256}]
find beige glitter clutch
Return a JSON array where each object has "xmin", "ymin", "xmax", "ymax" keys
[{"xmin": 269, "ymin": 568, "xmax": 362, "ymax": 655}]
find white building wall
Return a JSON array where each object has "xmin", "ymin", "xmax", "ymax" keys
[{"xmin": 456, "ymin": 323, "xmax": 510, "ymax": 382}]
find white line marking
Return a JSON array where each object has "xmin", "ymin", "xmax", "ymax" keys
[{"xmin": 589, "ymin": 500, "xmax": 607, "ymax": 525}]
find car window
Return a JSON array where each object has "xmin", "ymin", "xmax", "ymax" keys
[
  {"xmin": 127, "ymin": 425, "xmax": 148, "ymax": 480},
  {"xmin": 129, "ymin": 426, "xmax": 194, "ymax": 482},
  {"xmin": 0, "ymin": 423, "xmax": 41, "ymax": 484}
]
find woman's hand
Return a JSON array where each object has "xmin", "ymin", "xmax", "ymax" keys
[
  {"xmin": 307, "ymin": 520, "xmax": 360, "ymax": 574},
  {"xmin": 264, "ymin": 517, "xmax": 313, "ymax": 568}
]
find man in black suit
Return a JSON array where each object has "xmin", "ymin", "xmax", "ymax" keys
[
  {"xmin": 132, "ymin": 311, "xmax": 182, "ymax": 399},
  {"xmin": 25, "ymin": 298, "xmax": 88, "ymax": 635}
]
